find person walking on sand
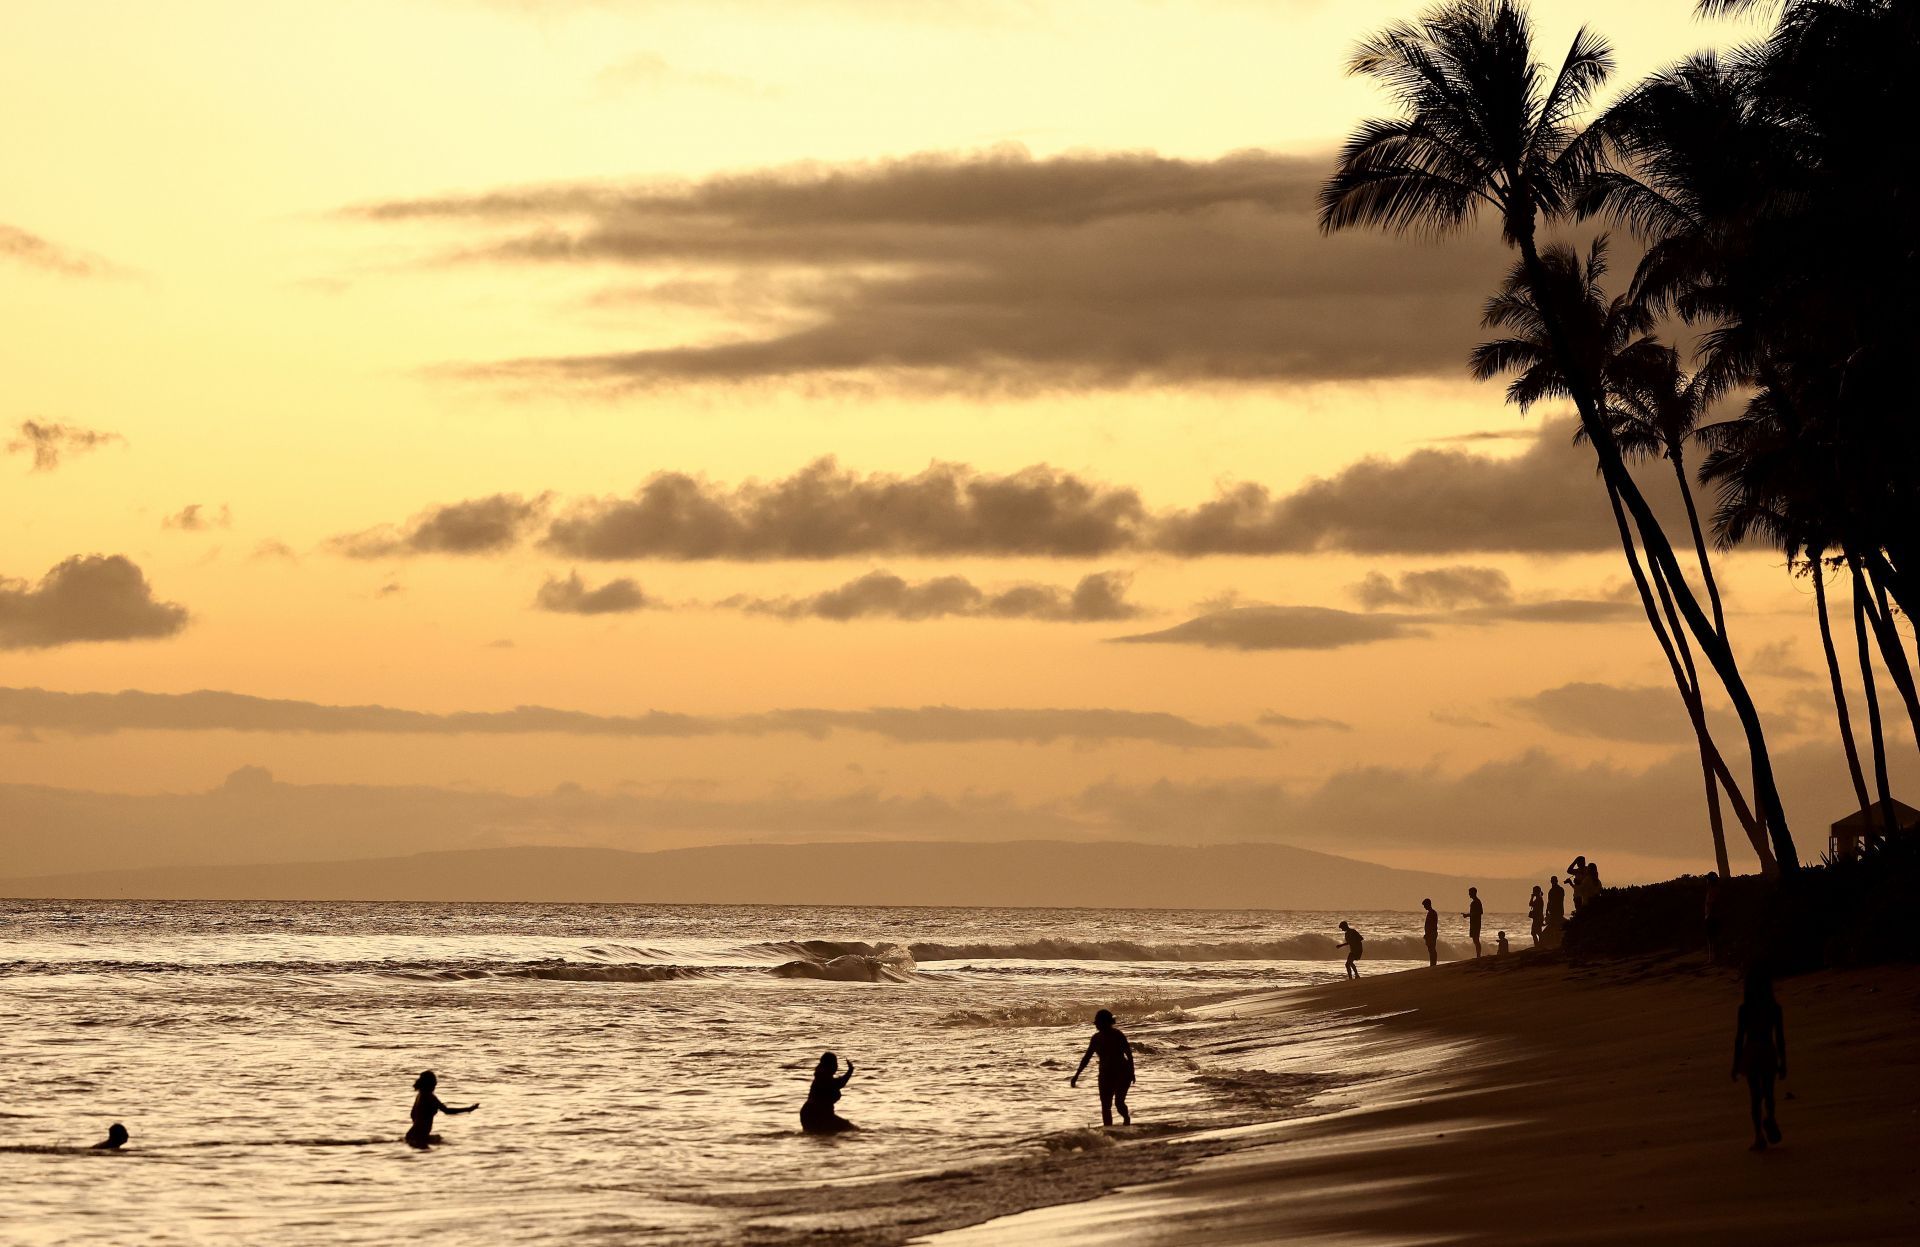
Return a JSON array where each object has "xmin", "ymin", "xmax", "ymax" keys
[
  {"xmin": 801, "ymin": 1051, "xmax": 857, "ymax": 1134},
  {"xmin": 1703, "ymin": 872, "xmax": 1723, "ymax": 966},
  {"xmin": 1069, "ymin": 1009, "xmax": 1135, "ymax": 1127},
  {"xmin": 1421, "ymin": 898, "xmax": 1439, "ymax": 967},
  {"xmin": 1731, "ymin": 969, "xmax": 1787, "ymax": 1151},
  {"xmin": 1461, "ymin": 887, "xmax": 1484, "ymax": 958},
  {"xmin": 1335, "ymin": 921, "xmax": 1363, "ymax": 979},
  {"xmin": 1528, "ymin": 885, "xmax": 1545, "ymax": 948},
  {"xmin": 406, "ymin": 1070, "xmax": 478, "ymax": 1149}
]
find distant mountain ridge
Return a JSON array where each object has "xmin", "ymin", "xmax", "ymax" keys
[{"xmin": 0, "ymin": 840, "xmax": 1534, "ymax": 911}]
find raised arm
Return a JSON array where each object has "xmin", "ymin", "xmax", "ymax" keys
[{"xmin": 835, "ymin": 1060, "xmax": 855, "ymax": 1089}]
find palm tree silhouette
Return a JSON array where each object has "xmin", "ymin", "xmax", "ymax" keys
[
  {"xmin": 1320, "ymin": 0, "xmax": 1798, "ymax": 868},
  {"xmin": 1469, "ymin": 239, "xmax": 1767, "ymax": 874}
]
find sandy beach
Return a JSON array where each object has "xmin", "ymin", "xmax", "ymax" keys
[{"xmin": 926, "ymin": 953, "xmax": 1920, "ymax": 1246}]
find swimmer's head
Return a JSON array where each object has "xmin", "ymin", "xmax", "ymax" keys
[
  {"xmin": 816, "ymin": 1051, "xmax": 837, "ymax": 1076},
  {"xmin": 1094, "ymin": 1009, "xmax": 1114, "ymax": 1030},
  {"xmin": 414, "ymin": 1070, "xmax": 437, "ymax": 1092},
  {"xmin": 104, "ymin": 1123, "xmax": 128, "ymax": 1148}
]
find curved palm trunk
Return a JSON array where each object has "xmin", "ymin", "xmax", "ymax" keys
[
  {"xmin": 1858, "ymin": 556, "xmax": 1920, "ymax": 747},
  {"xmin": 1605, "ymin": 481, "xmax": 1751, "ymax": 874},
  {"xmin": 1850, "ymin": 558, "xmax": 1898, "ymax": 840},
  {"xmin": 1672, "ymin": 448, "xmax": 1727, "ymax": 640},
  {"xmin": 1813, "ymin": 556, "xmax": 1873, "ymax": 818},
  {"xmin": 1514, "ymin": 235, "xmax": 1797, "ymax": 870}
]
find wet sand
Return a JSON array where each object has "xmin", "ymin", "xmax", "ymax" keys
[{"xmin": 924, "ymin": 952, "xmax": 1920, "ymax": 1245}]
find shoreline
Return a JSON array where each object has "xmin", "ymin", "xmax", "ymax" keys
[{"xmin": 919, "ymin": 952, "xmax": 1920, "ymax": 1245}]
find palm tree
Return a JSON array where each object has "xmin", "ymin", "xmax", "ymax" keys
[
  {"xmin": 1469, "ymin": 240, "xmax": 1766, "ymax": 874},
  {"xmin": 1320, "ymin": 0, "xmax": 1799, "ymax": 868}
]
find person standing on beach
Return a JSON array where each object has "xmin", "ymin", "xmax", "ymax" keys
[
  {"xmin": 1731, "ymin": 970, "xmax": 1787, "ymax": 1151},
  {"xmin": 1421, "ymin": 899, "xmax": 1439, "ymax": 967},
  {"xmin": 1461, "ymin": 887, "xmax": 1484, "ymax": 958},
  {"xmin": 1069, "ymin": 1009, "xmax": 1134, "ymax": 1127},
  {"xmin": 1545, "ymin": 875, "xmax": 1567, "ymax": 947},
  {"xmin": 1335, "ymin": 921, "xmax": 1363, "ymax": 979},
  {"xmin": 1528, "ymin": 886, "xmax": 1545, "ymax": 948},
  {"xmin": 1566, "ymin": 856, "xmax": 1592, "ymax": 913}
]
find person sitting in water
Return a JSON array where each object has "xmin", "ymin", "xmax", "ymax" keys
[
  {"xmin": 801, "ymin": 1051, "xmax": 857, "ymax": 1134},
  {"xmin": 91, "ymin": 1123, "xmax": 128, "ymax": 1151},
  {"xmin": 1335, "ymin": 921, "xmax": 1363, "ymax": 980},
  {"xmin": 406, "ymin": 1070, "xmax": 478, "ymax": 1148},
  {"xmin": 1732, "ymin": 969, "xmax": 1787, "ymax": 1152},
  {"xmin": 1069, "ymin": 1009, "xmax": 1135, "ymax": 1127}
]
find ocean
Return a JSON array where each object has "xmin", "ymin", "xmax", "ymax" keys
[{"xmin": 0, "ymin": 900, "xmax": 1499, "ymax": 1244}]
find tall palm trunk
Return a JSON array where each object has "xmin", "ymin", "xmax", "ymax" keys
[
  {"xmin": 1671, "ymin": 447, "xmax": 1727, "ymax": 640},
  {"xmin": 1813, "ymin": 555, "xmax": 1873, "ymax": 818},
  {"xmin": 1514, "ymin": 233, "xmax": 1797, "ymax": 870},
  {"xmin": 1605, "ymin": 481, "xmax": 1751, "ymax": 874},
  {"xmin": 1850, "ymin": 557, "xmax": 1897, "ymax": 839},
  {"xmin": 1857, "ymin": 556, "xmax": 1920, "ymax": 747}
]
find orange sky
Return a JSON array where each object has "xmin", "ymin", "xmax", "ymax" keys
[{"xmin": 4, "ymin": 0, "xmax": 1890, "ymax": 883}]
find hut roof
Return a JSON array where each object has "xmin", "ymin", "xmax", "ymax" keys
[{"xmin": 1831, "ymin": 798, "xmax": 1920, "ymax": 836}]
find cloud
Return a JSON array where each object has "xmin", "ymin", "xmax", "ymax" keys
[
  {"xmin": 347, "ymin": 146, "xmax": 1505, "ymax": 392},
  {"xmin": 1352, "ymin": 566, "xmax": 1512, "ymax": 610},
  {"xmin": 1112, "ymin": 605, "xmax": 1426, "ymax": 652},
  {"xmin": 535, "ymin": 571, "xmax": 650, "ymax": 614},
  {"xmin": 1153, "ymin": 419, "xmax": 1616, "ymax": 555},
  {"xmin": 341, "ymin": 421, "xmax": 1632, "ymax": 564},
  {"xmin": 163, "ymin": 504, "xmax": 231, "ymax": 532},
  {"xmin": 0, "ymin": 687, "xmax": 1268, "ymax": 749},
  {"xmin": 332, "ymin": 493, "xmax": 549, "ymax": 558},
  {"xmin": 1747, "ymin": 639, "xmax": 1817, "ymax": 681},
  {"xmin": 724, "ymin": 569, "xmax": 1139, "ymax": 622},
  {"xmin": 7, "ymin": 421, "xmax": 123, "ymax": 472},
  {"xmin": 1256, "ymin": 711, "xmax": 1352, "ymax": 732},
  {"xmin": 1507, "ymin": 682, "xmax": 1690, "ymax": 745},
  {"xmin": 540, "ymin": 459, "xmax": 1146, "ymax": 560},
  {"xmin": 0, "ymin": 224, "xmax": 109, "ymax": 277},
  {"xmin": 0, "ymin": 557, "xmax": 189, "ymax": 650},
  {"xmin": 250, "ymin": 540, "xmax": 299, "ymax": 562}
]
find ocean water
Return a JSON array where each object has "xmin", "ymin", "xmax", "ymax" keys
[{"xmin": 0, "ymin": 900, "xmax": 1493, "ymax": 1244}]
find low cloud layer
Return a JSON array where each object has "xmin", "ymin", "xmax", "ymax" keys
[
  {"xmin": 535, "ymin": 571, "xmax": 650, "ymax": 614},
  {"xmin": 0, "ymin": 224, "xmax": 107, "ymax": 278},
  {"xmin": 0, "ymin": 686, "xmax": 1267, "ymax": 749},
  {"xmin": 1508, "ymin": 682, "xmax": 1694, "ymax": 745},
  {"xmin": 334, "ymin": 493, "xmax": 551, "ymax": 557},
  {"xmin": 0, "ymin": 557, "xmax": 189, "ymax": 650},
  {"xmin": 335, "ymin": 422, "xmax": 1624, "ymax": 563},
  {"xmin": 1113, "ymin": 605, "xmax": 1426, "ymax": 651},
  {"xmin": 1353, "ymin": 566, "xmax": 1511, "ymax": 610},
  {"xmin": 7, "ymin": 421, "xmax": 122, "ymax": 472},
  {"xmin": 349, "ymin": 146, "xmax": 1505, "ymax": 392},
  {"xmin": 724, "ymin": 569, "xmax": 1138, "ymax": 622}
]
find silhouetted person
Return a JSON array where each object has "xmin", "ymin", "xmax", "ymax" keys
[
  {"xmin": 1545, "ymin": 875, "xmax": 1567, "ymax": 947},
  {"xmin": 91, "ymin": 1123, "xmax": 128, "ymax": 1151},
  {"xmin": 1731, "ymin": 969, "xmax": 1787, "ymax": 1151},
  {"xmin": 1421, "ymin": 898, "xmax": 1439, "ymax": 967},
  {"xmin": 1528, "ymin": 885, "xmax": 1545, "ymax": 948},
  {"xmin": 1461, "ymin": 887, "xmax": 1484, "ymax": 958},
  {"xmin": 1703, "ymin": 872, "xmax": 1723, "ymax": 966},
  {"xmin": 1579, "ymin": 859, "xmax": 1604, "ymax": 909},
  {"xmin": 1069, "ymin": 1009, "xmax": 1134, "ymax": 1126},
  {"xmin": 406, "ymin": 1070, "xmax": 477, "ymax": 1149},
  {"xmin": 801, "ymin": 1051, "xmax": 856, "ymax": 1135},
  {"xmin": 1335, "ymin": 921, "xmax": 1363, "ymax": 979},
  {"xmin": 1496, "ymin": 931, "xmax": 1509, "ymax": 957}
]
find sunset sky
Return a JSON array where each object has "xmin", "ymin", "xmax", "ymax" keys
[{"xmin": 3, "ymin": 0, "xmax": 1899, "ymax": 884}]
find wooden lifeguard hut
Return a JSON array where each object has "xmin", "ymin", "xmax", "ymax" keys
[{"xmin": 1829, "ymin": 798, "xmax": 1920, "ymax": 862}]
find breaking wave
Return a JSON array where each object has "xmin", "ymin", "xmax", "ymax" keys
[{"xmin": 906, "ymin": 935, "xmax": 1463, "ymax": 963}]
